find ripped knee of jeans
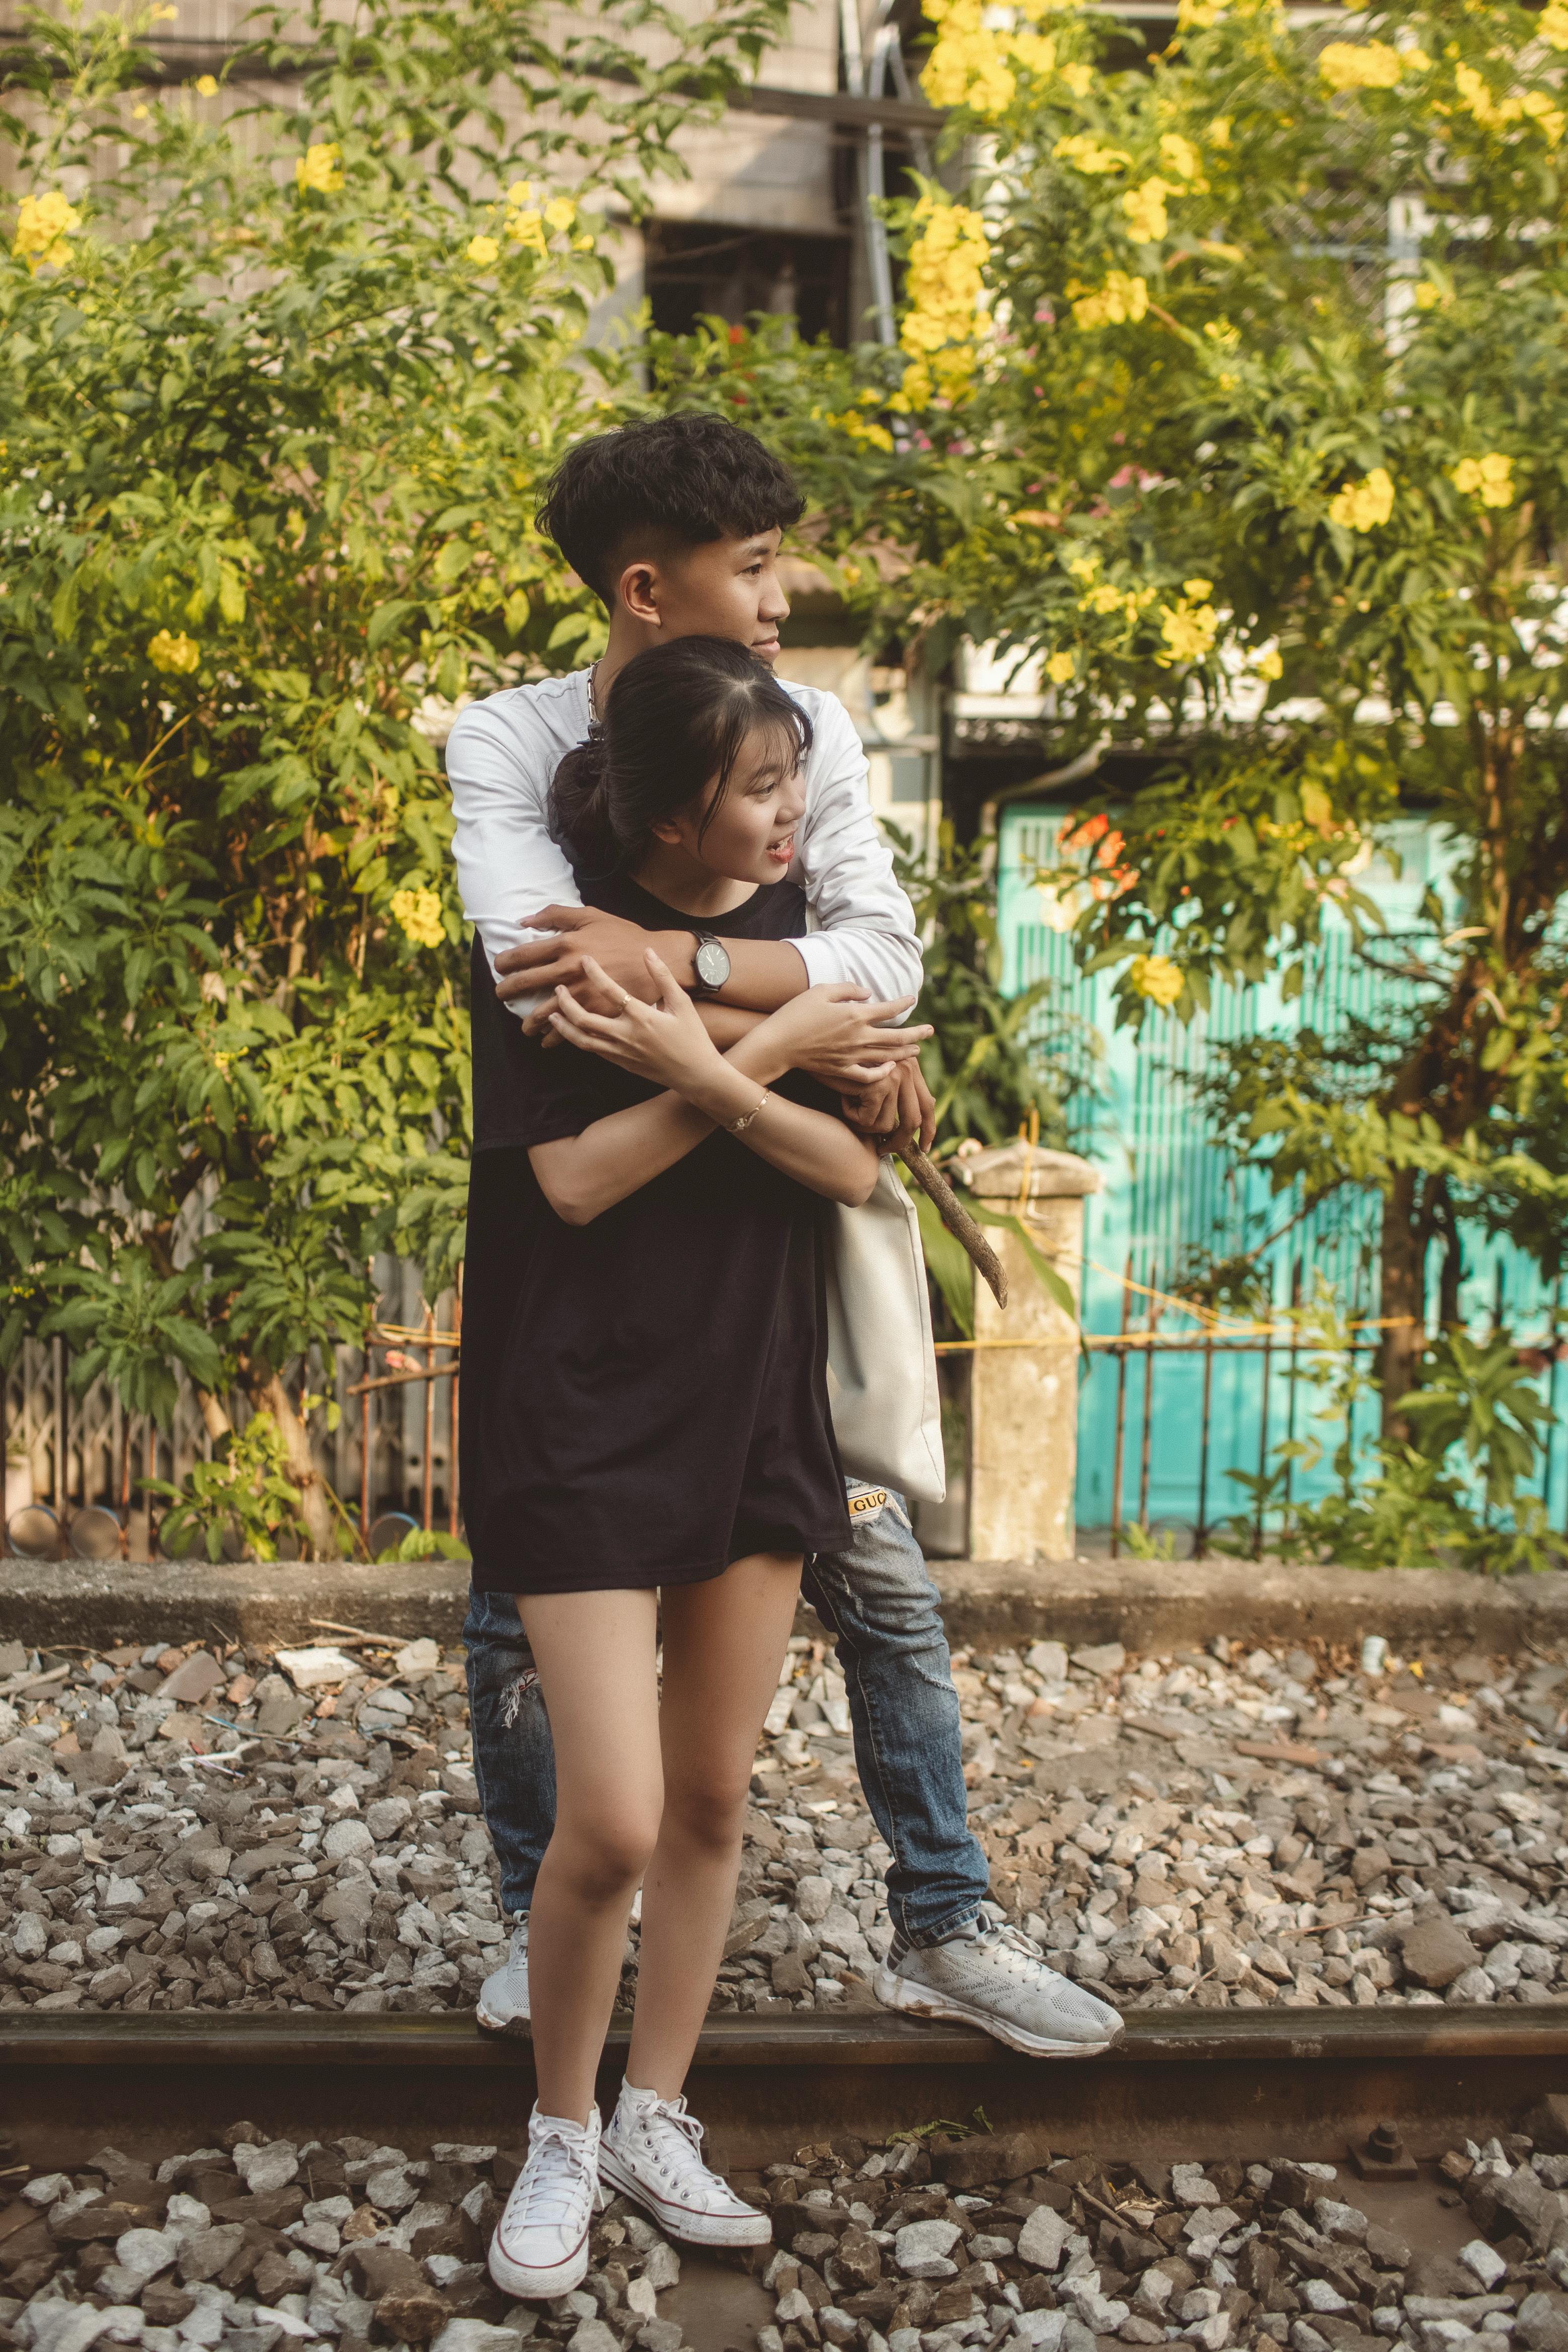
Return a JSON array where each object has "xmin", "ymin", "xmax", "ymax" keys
[{"xmin": 500, "ymin": 1668, "xmax": 540, "ymax": 1728}]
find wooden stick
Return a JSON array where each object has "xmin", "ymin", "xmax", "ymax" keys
[{"xmin": 899, "ymin": 1144, "xmax": 1009, "ymax": 1310}]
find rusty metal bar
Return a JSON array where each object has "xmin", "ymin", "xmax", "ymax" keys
[
  {"xmin": 450, "ymin": 1273, "xmax": 463, "ymax": 1541},
  {"xmin": 1253, "ymin": 1314, "xmax": 1273, "ymax": 1560},
  {"xmin": 1194, "ymin": 1329, "xmax": 1214, "ymax": 1558},
  {"xmin": 1283, "ymin": 1260, "xmax": 1302, "ymax": 1531},
  {"xmin": 1137, "ymin": 1292, "xmax": 1156, "ymax": 1533},
  {"xmin": 421, "ymin": 1306, "xmax": 436, "ymax": 1534},
  {"xmin": 1109, "ymin": 1254, "xmax": 1132, "ymax": 1559},
  {"xmin": 7, "ymin": 2008, "xmax": 1568, "ymax": 2174}
]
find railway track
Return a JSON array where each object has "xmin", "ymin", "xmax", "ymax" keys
[
  {"xmin": 7, "ymin": 2007, "xmax": 1568, "ymax": 2170},
  {"xmin": 9, "ymin": 2008, "xmax": 1568, "ymax": 2352}
]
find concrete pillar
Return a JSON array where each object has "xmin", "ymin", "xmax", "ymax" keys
[{"xmin": 958, "ymin": 1144, "xmax": 1100, "ymax": 1564}]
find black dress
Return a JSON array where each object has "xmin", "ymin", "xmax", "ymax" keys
[{"xmin": 460, "ymin": 871, "xmax": 852, "ymax": 1596}]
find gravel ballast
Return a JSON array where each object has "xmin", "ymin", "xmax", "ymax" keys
[{"xmin": 4, "ymin": 1628, "xmax": 1568, "ymax": 2017}]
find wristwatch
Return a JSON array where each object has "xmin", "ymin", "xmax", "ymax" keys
[{"xmin": 691, "ymin": 929, "xmax": 732, "ymax": 1000}]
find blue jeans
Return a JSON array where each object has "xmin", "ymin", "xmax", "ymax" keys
[{"xmin": 463, "ymin": 1479, "xmax": 989, "ymax": 1948}]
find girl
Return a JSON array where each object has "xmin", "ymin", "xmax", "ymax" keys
[{"xmin": 464, "ymin": 635, "xmax": 929, "ymax": 2297}]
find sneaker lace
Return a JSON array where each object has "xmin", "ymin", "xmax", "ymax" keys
[
  {"xmin": 517, "ymin": 2122, "xmax": 597, "ymax": 2230},
  {"xmin": 970, "ymin": 1921, "xmax": 1052, "ymax": 1978},
  {"xmin": 639, "ymin": 2097, "xmax": 714, "ymax": 2188}
]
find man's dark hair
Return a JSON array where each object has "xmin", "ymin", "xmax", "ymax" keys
[{"xmin": 537, "ymin": 415, "xmax": 804, "ymax": 603}]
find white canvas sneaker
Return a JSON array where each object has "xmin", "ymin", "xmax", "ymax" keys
[
  {"xmin": 476, "ymin": 1918, "xmax": 530, "ymax": 2033},
  {"xmin": 487, "ymin": 2103, "xmax": 603, "ymax": 2300},
  {"xmin": 598, "ymin": 2082, "xmax": 771, "ymax": 2247},
  {"xmin": 874, "ymin": 1918, "xmax": 1124, "ymax": 2056}
]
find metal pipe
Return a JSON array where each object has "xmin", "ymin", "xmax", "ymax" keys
[
  {"xmin": 422, "ymin": 1308, "xmax": 436, "ymax": 1535},
  {"xmin": 1109, "ymin": 1255, "xmax": 1132, "ymax": 1559},
  {"xmin": 1195, "ymin": 1332, "xmax": 1214, "ymax": 1558}
]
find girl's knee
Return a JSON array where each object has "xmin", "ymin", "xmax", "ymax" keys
[
  {"xmin": 665, "ymin": 1778, "xmax": 747, "ymax": 1855},
  {"xmin": 554, "ymin": 1808, "xmax": 660, "ymax": 1899}
]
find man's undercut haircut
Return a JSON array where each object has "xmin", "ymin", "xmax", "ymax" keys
[{"xmin": 537, "ymin": 415, "xmax": 805, "ymax": 604}]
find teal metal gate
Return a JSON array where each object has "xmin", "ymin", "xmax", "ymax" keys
[{"xmin": 996, "ymin": 805, "xmax": 1566, "ymax": 1544}]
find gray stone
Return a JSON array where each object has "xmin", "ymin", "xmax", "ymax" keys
[
  {"xmin": 893, "ymin": 2219, "xmax": 961, "ymax": 2278},
  {"xmin": 1070, "ymin": 1644, "xmax": 1126, "ymax": 1678},
  {"xmin": 1170, "ymin": 2166, "xmax": 1221, "ymax": 2208},
  {"xmin": 566, "ymin": 2325, "xmax": 620, "ymax": 2352},
  {"xmin": 233, "ymin": 2141, "xmax": 300, "ymax": 2195},
  {"xmin": 431, "ymin": 2325, "xmax": 529, "ymax": 2352},
  {"xmin": 1017, "ymin": 2209, "xmax": 1071, "ymax": 2271},
  {"xmin": 1461, "ymin": 2244, "xmax": 1508, "ymax": 2293},
  {"xmin": 1517, "ymin": 2293, "xmax": 1568, "ymax": 2352},
  {"xmin": 1400, "ymin": 1916, "xmax": 1483, "ymax": 1991},
  {"xmin": 323, "ymin": 1818, "xmax": 374, "ymax": 1863}
]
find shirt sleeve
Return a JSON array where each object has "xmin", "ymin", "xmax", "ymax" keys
[
  {"xmin": 447, "ymin": 695, "xmax": 583, "ymax": 1023},
  {"xmin": 792, "ymin": 696, "xmax": 923, "ymax": 1016}
]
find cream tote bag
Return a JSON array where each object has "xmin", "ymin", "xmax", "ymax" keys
[
  {"xmin": 804, "ymin": 907, "xmax": 946, "ymax": 1503},
  {"xmin": 823, "ymin": 1159, "xmax": 947, "ymax": 1504}
]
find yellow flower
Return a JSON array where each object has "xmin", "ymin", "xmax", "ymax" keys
[
  {"xmin": 1159, "ymin": 131, "xmax": 1205, "ymax": 183},
  {"xmin": 899, "ymin": 196, "xmax": 990, "ymax": 381},
  {"xmin": 193, "ymin": 72, "xmax": 218, "ymax": 94},
  {"xmin": 390, "ymin": 888, "xmax": 445, "ymax": 951},
  {"xmin": 1541, "ymin": 1, "xmax": 1568, "ymax": 45},
  {"xmin": 1327, "ymin": 467, "xmax": 1395, "ymax": 533},
  {"xmin": 1183, "ymin": 577, "xmax": 1213, "ymax": 599},
  {"xmin": 1053, "ymin": 133, "xmax": 1131, "ymax": 174},
  {"xmin": 1454, "ymin": 62, "xmax": 1523, "ymax": 128},
  {"xmin": 1046, "ymin": 650, "xmax": 1076, "ymax": 685},
  {"xmin": 1129, "ymin": 953, "xmax": 1184, "ymax": 1007},
  {"xmin": 1177, "ymin": 0, "xmax": 1224, "ymax": 27},
  {"xmin": 1122, "ymin": 178, "xmax": 1172, "ymax": 242},
  {"xmin": 1071, "ymin": 270, "xmax": 1148, "ymax": 328},
  {"xmin": 1065, "ymin": 552, "xmax": 1100, "ymax": 581},
  {"xmin": 466, "ymin": 234, "xmax": 500, "ymax": 265},
  {"xmin": 1087, "ymin": 582, "xmax": 1126, "ymax": 615},
  {"xmin": 921, "ymin": 0, "xmax": 1018, "ymax": 114},
  {"xmin": 1319, "ymin": 40, "xmax": 1407, "ymax": 90},
  {"xmin": 1520, "ymin": 87, "xmax": 1565, "ymax": 139},
  {"xmin": 1453, "ymin": 452, "xmax": 1514, "ymax": 507},
  {"xmin": 1058, "ymin": 58, "xmax": 1092, "ymax": 94},
  {"xmin": 544, "ymin": 197, "xmax": 576, "ymax": 234},
  {"xmin": 147, "ymin": 629, "xmax": 200, "ymax": 674},
  {"xmin": 1157, "ymin": 599, "xmax": 1219, "ymax": 662},
  {"xmin": 1413, "ymin": 279, "xmax": 1442, "ymax": 309},
  {"xmin": 506, "ymin": 208, "xmax": 547, "ymax": 253},
  {"xmin": 1255, "ymin": 646, "xmax": 1284, "ymax": 681},
  {"xmin": 507, "ymin": 179, "xmax": 533, "ymax": 205},
  {"xmin": 295, "ymin": 141, "xmax": 344, "ymax": 196},
  {"xmin": 13, "ymin": 190, "xmax": 82, "ymax": 271},
  {"xmin": 1209, "ymin": 115, "xmax": 1232, "ymax": 147},
  {"xmin": 825, "ymin": 407, "xmax": 895, "ymax": 452}
]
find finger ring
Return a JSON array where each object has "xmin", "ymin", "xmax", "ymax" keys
[{"xmin": 617, "ymin": 992, "xmax": 631, "ymax": 1013}]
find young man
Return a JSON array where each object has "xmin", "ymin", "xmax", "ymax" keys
[{"xmin": 446, "ymin": 413, "xmax": 1122, "ymax": 2069}]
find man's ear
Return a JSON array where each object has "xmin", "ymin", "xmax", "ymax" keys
[{"xmin": 614, "ymin": 557, "xmax": 663, "ymax": 628}]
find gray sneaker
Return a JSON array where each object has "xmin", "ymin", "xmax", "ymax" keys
[
  {"xmin": 874, "ymin": 1920, "xmax": 1123, "ymax": 2056},
  {"xmin": 476, "ymin": 1918, "xmax": 530, "ymax": 2033}
]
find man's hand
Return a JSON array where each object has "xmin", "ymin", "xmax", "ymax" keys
[
  {"xmin": 842, "ymin": 1058, "xmax": 937, "ymax": 1155},
  {"xmin": 497, "ymin": 907, "xmax": 694, "ymax": 1030}
]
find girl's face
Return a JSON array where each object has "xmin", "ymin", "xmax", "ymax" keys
[{"xmin": 650, "ymin": 726, "xmax": 807, "ymax": 885}]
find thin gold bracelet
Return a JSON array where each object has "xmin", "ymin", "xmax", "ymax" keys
[{"xmin": 726, "ymin": 1091, "xmax": 771, "ymax": 1136}]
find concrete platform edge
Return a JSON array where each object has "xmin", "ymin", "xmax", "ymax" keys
[{"xmin": 2, "ymin": 1553, "xmax": 1565, "ymax": 1652}]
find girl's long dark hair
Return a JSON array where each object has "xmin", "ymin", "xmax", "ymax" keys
[{"xmin": 549, "ymin": 637, "xmax": 812, "ymax": 876}]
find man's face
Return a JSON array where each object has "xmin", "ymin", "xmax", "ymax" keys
[{"xmin": 615, "ymin": 528, "xmax": 790, "ymax": 662}]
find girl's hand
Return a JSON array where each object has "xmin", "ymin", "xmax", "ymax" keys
[
  {"xmin": 754, "ymin": 986, "xmax": 933, "ymax": 1089},
  {"xmin": 549, "ymin": 951, "xmax": 724, "ymax": 1095}
]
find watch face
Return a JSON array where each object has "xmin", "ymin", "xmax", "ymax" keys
[{"xmin": 695, "ymin": 938, "xmax": 732, "ymax": 989}]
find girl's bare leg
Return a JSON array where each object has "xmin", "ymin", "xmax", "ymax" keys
[
  {"xmin": 627, "ymin": 1551, "xmax": 802, "ymax": 2098},
  {"xmin": 516, "ymin": 1587, "xmax": 662, "ymax": 2124}
]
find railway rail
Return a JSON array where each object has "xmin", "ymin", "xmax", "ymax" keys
[{"xmin": 7, "ymin": 2007, "xmax": 1568, "ymax": 2171}]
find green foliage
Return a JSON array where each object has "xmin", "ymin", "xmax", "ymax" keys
[
  {"xmin": 150, "ymin": 1410, "xmax": 308, "ymax": 1562},
  {"xmin": 375, "ymin": 1525, "xmax": 472, "ymax": 1564},
  {"xmin": 889, "ymin": 821, "xmax": 1093, "ymax": 1149},
  {"xmin": 846, "ymin": 0, "xmax": 1568, "ymax": 1421},
  {"xmin": 1217, "ymin": 1294, "xmax": 1567, "ymax": 1573},
  {"xmin": 0, "ymin": 0, "xmax": 787, "ymax": 1547}
]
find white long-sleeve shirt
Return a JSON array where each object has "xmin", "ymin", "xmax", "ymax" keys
[{"xmin": 446, "ymin": 667, "xmax": 921, "ymax": 1018}]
